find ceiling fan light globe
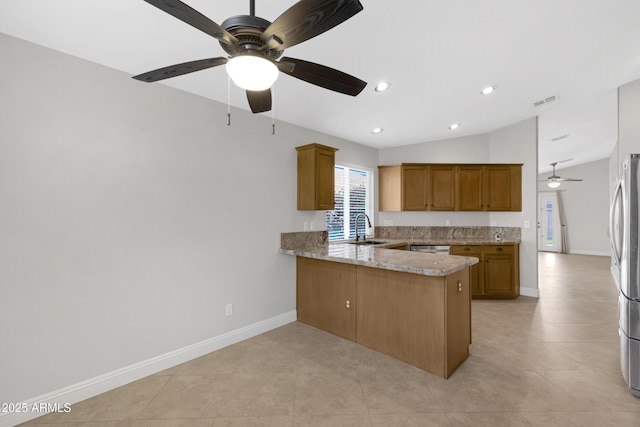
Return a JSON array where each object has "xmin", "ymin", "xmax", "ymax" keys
[
  {"xmin": 548, "ymin": 180, "xmax": 561, "ymax": 188},
  {"xmin": 226, "ymin": 55, "xmax": 279, "ymax": 91}
]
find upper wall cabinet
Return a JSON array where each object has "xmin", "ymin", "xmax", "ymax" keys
[
  {"xmin": 378, "ymin": 163, "xmax": 522, "ymax": 212},
  {"xmin": 296, "ymin": 143, "xmax": 338, "ymax": 210}
]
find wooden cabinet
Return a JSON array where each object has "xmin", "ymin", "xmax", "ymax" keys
[
  {"xmin": 296, "ymin": 257, "xmax": 356, "ymax": 340},
  {"xmin": 378, "ymin": 164, "xmax": 457, "ymax": 211},
  {"xmin": 378, "ymin": 163, "xmax": 522, "ymax": 212},
  {"xmin": 429, "ymin": 165, "xmax": 456, "ymax": 210},
  {"xmin": 296, "ymin": 143, "xmax": 338, "ymax": 210},
  {"xmin": 450, "ymin": 245, "xmax": 483, "ymax": 295},
  {"xmin": 450, "ymin": 244, "xmax": 520, "ymax": 299},
  {"xmin": 402, "ymin": 165, "xmax": 428, "ymax": 210},
  {"xmin": 456, "ymin": 165, "xmax": 484, "ymax": 211},
  {"xmin": 484, "ymin": 166, "xmax": 521, "ymax": 211},
  {"xmin": 378, "ymin": 165, "xmax": 402, "ymax": 211},
  {"xmin": 296, "ymin": 257, "xmax": 471, "ymax": 378},
  {"xmin": 356, "ymin": 266, "xmax": 470, "ymax": 378}
]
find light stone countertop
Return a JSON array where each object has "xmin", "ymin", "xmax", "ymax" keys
[{"xmin": 280, "ymin": 240, "xmax": 480, "ymax": 277}]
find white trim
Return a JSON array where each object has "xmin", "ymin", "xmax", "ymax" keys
[
  {"xmin": 0, "ymin": 310, "xmax": 297, "ymax": 427},
  {"xmin": 568, "ymin": 250, "xmax": 611, "ymax": 257},
  {"xmin": 520, "ymin": 286, "xmax": 540, "ymax": 298}
]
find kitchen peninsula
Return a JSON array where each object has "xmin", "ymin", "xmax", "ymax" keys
[{"xmin": 280, "ymin": 229, "xmax": 489, "ymax": 378}]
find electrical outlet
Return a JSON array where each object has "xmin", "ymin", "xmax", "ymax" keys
[
  {"xmin": 225, "ymin": 304, "xmax": 233, "ymax": 316},
  {"xmin": 310, "ymin": 221, "xmax": 315, "ymax": 231},
  {"xmin": 445, "ymin": 219, "xmax": 451, "ymax": 226},
  {"xmin": 524, "ymin": 220, "xmax": 531, "ymax": 229},
  {"xmin": 303, "ymin": 222, "xmax": 309, "ymax": 231},
  {"xmin": 491, "ymin": 220, "xmax": 497, "ymax": 226}
]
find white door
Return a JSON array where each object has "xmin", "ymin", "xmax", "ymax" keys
[{"xmin": 538, "ymin": 191, "xmax": 561, "ymax": 252}]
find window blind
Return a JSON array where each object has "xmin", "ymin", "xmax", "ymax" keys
[{"xmin": 326, "ymin": 165, "xmax": 373, "ymax": 241}]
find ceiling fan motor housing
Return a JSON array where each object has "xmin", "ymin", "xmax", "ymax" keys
[{"xmin": 220, "ymin": 15, "xmax": 282, "ymax": 60}]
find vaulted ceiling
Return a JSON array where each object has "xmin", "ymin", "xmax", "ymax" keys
[{"xmin": 2, "ymin": 0, "xmax": 639, "ymax": 173}]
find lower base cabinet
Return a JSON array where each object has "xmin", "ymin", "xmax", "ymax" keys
[
  {"xmin": 296, "ymin": 257, "xmax": 356, "ymax": 341},
  {"xmin": 450, "ymin": 244, "xmax": 520, "ymax": 299},
  {"xmin": 296, "ymin": 257, "xmax": 470, "ymax": 378}
]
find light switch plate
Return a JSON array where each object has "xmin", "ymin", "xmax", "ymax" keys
[{"xmin": 524, "ymin": 220, "xmax": 531, "ymax": 228}]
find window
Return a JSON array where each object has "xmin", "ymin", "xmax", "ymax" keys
[{"xmin": 326, "ymin": 165, "xmax": 374, "ymax": 241}]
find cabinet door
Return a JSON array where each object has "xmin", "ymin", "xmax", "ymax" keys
[
  {"xmin": 484, "ymin": 253, "xmax": 515, "ymax": 297},
  {"xmin": 484, "ymin": 166, "xmax": 511, "ymax": 211},
  {"xmin": 378, "ymin": 165, "xmax": 402, "ymax": 211},
  {"xmin": 457, "ymin": 166, "xmax": 484, "ymax": 211},
  {"xmin": 450, "ymin": 245, "xmax": 483, "ymax": 295},
  {"xmin": 296, "ymin": 257, "xmax": 357, "ymax": 341},
  {"xmin": 402, "ymin": 166, "xmax": 428, "ymax": 210},
  {"xmin": 428, "ymin": 165, "xmax": 456, "ymax": 211},
  {"xmin": 296, "ymin": 144, "xmax": 337, "ymax": 210},
  {"xmin": 316, "ymin": 150, "xmax": 335, "ymax": 210}
]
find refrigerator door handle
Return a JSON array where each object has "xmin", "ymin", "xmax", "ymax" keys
[{"xmin": 611, "ymin": 177, "xmax": 624, "ymax": 267}]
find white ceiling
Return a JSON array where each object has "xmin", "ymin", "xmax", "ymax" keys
[{"xmin": 2, "ymin": 0, "xmax": 640, "ymax": 174}]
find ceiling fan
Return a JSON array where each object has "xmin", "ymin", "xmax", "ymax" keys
[
  {"xmin": 132, "ymin": 0, "xmax": 367, "ymax": 114},
  {"xmin": 543, "ymin": 161, "xmax": 583, "ymax": 188}
]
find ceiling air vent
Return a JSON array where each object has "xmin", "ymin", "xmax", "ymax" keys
[
  {"xmin": 551, "ymin": 133, "xmax": 570, "ymax": 142},
  {"xmin": 533, "ymin": 94, "xmax": 560, "ymax": 108}
]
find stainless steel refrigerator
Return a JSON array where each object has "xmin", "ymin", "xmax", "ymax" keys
[{"xmin": 611, "ymin": 153, "xmax": 640, "ymax": 397}]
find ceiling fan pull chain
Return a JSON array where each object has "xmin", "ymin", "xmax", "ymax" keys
[
  {"xmin": 272, "ymin": 83, "xmax": 276, "ymax": 135},
  {"xmin": 226, "ymin": 75, "xmax": 231, "ymax": 126}
]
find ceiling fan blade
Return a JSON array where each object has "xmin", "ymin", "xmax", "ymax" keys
[
  {"xmin": 246, "ymin": 89, "xmax": 272, "ymax": 113},
  {"xmin": 557, "ymin": 178, "xmax": 583, "ymax": 182},
  {"xmin": 278, "ymin": 57, "xmax": 366, "ymax": 96},
  {"xmin": 132, "ymin": 57, "xmax": 228, "ymax": 82},
  {"xmin": 143, "ymin": 0, "xmax": 238, "ymax": 46},
  {"xmin": 261, "ymin": 0, "xmax": 363, "ymax": 51}
]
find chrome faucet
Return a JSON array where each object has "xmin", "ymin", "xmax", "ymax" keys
[{"xmin": 354, "ymin": 213, "xmax": 372, "ymax": 241}]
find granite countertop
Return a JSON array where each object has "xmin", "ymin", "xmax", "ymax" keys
[
  {"xmin": 280, "ymin": 227, "xmax": 521, "ymax": 277},
  {"xmin": 378, "ymin": 238, "xmax": 519, "ymax": 246},
  {"xmin": 280, "ymin": 240, "xmax": 479, "ymax": 277}
]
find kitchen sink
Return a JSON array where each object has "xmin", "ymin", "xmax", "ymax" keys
[{"xmin": 349, "ymin": 240, "xmax": 388, "ymax": 245}]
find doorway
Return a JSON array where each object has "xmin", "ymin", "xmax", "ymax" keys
[{"xmin": 538, "ymin": 191, "xmax": 562, "ymax": 252}]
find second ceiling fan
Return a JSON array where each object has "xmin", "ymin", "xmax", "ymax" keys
[
  {"xmin": 543, "ymin": 161, "xmax": 583, "ymax": 188},
  {"xmin": 133, "ymin": 0, "xmax": 367, "ymax": 113}
]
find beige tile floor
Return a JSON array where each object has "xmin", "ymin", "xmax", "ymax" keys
[{"xmin": 22, "ymin": 253, "xmax": 640, "ymax": 426}]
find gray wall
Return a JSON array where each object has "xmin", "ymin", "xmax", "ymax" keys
[
  {"xmin": 0, "ymin": 34, "xmax": 378, "ymax": 404},
  {"xmin": 618, "ymin": 78, "xmax": 640, "ymax": 164},
  {"xmin": 538, "ymin": 159, "xmax": 610, "ymax": 255},
  {"xmin": 489, "ymin": 117, "xmax": 539, "ymax": 295}
]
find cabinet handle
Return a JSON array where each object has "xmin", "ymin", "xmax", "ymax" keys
[
  {"xmin": 346, "ymin": 300, "xmax": 351, "ymax": 309},
  {"xmin": 457, "ymin": 281, "xmax": 462, "ymax": 293},
  {"xmin": 497, "ymin": 247, "xmax": 502, "ymax": 252},
  {"xmin": 464, "ymin": 247, "xmax": 470, "ymax": 252}
]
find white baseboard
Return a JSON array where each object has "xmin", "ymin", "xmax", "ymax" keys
[
  {"xmin": 568, "ymin": 250, "xmax": 611, "ymax": 257},
  {"xmin": 520, "ymin": 287, "xmax": 540, "ymax": 298},
  {"xmin": 0, "ymin": 310, "xmax": 297, "ymax": 427}
]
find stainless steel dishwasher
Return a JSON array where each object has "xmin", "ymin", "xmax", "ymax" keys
[{"xmin": 409, "ymin": 245, "xmax": 451, "ymax": 254}]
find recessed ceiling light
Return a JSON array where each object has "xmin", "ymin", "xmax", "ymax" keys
[
  {"xmin": 481, "ymin": 86, "xmax": 496, "ymax": 95},
  {"xmin": 372, "ymin": 127, "xmax": 383, "ymax": 134},
  {"xmin": 374, "ymin": 81, "xmax": 390, "ymax": 92},
  {"xmin": 449, "ymin": 123, "xmax": 460, "ymax": 130}
]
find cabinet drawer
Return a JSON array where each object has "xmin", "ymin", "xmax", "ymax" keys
[
  {"xmin": 450, "ymin": 245, "xmax": 482, "ymax": 255},
  {"xmin": 483, "ymin": 245, "xmax": 514, "ymax": 255}
]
